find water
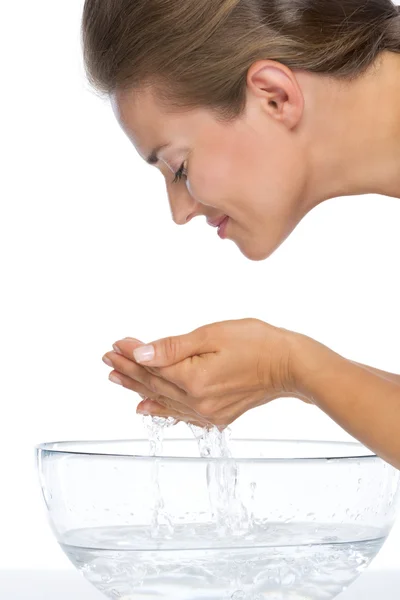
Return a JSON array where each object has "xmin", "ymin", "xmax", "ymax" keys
[
  {"xmin": 188, "ymin": 423, "xmax": 253, "ymax": 536},
  {"xmin": 142, "ymin": 416, "xmax": 252, "ymax": 538},
  {"xmin": 61, "ymin": 521, "xmax": 385, "ymax": 600},
  {"xmin": 59, "ymin": 418, "xmax": 387, "ymax": 598},
  {"xmin": 142, "ymin": 416, "xmax": 178, "ymax": 538}
]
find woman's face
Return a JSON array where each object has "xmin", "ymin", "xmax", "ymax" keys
[{"xmin": 110, "ymin": 63, "xmax": 311, "ymax": 261}]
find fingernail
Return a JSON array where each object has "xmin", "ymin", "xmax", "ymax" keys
[
  {"xmin": 113, "ymin": 344, "xmax": 123, "ymax": 355},
  {"xmin": 109, "ymin": 373, "xmax": 123, "ymax": 385},
  {"xmin": 102, "ymin": 355, "xmax": 113, "ymax": 367},
  {"xmin": 133, "ymin": 345, "xmax": 154, "ymax": 363}
]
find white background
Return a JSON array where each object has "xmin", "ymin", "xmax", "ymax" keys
[{"xmin": 1, "ymin": 0, "xmax": 399, "ymax": 571}]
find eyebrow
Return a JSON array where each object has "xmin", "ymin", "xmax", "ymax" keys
[{"xmin": 146, "ymin": 143, "xmax": 170, "ymax": 165}]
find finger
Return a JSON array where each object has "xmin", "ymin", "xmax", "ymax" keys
[
  {"xmin": 137, "ymin": 400, "xmax": 181, "ymax": 425},
  {"xmin": 109, "ymin": 369, "xmax": 199, "ymax": 418},
  {"xmin": 112, "ymin": 339, "xmax": 198, "ymax": 391},
  {"xmin": 122, "ymin": 325, "xmax": 212, "ymax": 368},
  {"xmin": 106, "ymin": 349, "xmax": 225, "ymax": 422},
  {"xmin": 137, "ymin": 395, "xmax": 193, "ymax": 417},
  {"xmin": 137, "ymin": 399, "xmax": 182, "ymax": 418},
  {"xmin": 108, "ymin": 369, "xmax": 153, "ymax": 400},
  {"xmin": 104, "ymin": 350, "xmax": 188, "ymax": 404},
  {"xmin": 112, "ymin": 339, "xmax": 161, "ymax": 377},
  {"xmin": 122, "ymin": 338, "xmax": 159, "ymax": 376},
  {"xmin": 139, "ymin": 399, "xmax": 209, "ymax": 428}
]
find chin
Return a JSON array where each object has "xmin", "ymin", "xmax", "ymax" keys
[
  {"xmin": 233, "ymin": 241, "xmax": 271, "ymax": 262},
  {"xmin": 245, "ymin": 249, "xmax": 272, "ymax": 262},
  {"xmin": 233, "ymin": 236, "xmax": 282, "ymax": 262},
  {"xmin": 228, "ymin": 219, "xmax": 295, "ymax": 261}
]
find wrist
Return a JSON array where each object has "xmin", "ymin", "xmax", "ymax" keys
[{"xmin": 286, "ymin": 331, "xmax": 347, "ymax": 403}]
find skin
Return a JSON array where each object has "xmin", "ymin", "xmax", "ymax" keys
[
  {"xmin": 110, "ymin": 51, "xmax": 400, "ymax": 261},
  {"xmin": 101, "ymin": 50, "xmax": 400, "ymax": 469}
]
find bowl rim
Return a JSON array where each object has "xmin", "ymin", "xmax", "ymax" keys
[{"xmin": 34, "ymin": 438, "xmax": 380, "ymax": 463}]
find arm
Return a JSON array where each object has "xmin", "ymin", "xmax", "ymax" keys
[
  {"xmin": 349, "ymin": 361, "xmax": 400, "ymax": 386},
  {"xmin": 289, "ymin": 333, "xmax": 400, "ymax": 470}
]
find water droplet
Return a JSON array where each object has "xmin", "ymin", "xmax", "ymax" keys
[{"xmin": 281, "ymin": 570, "xmax": 296, "ymax": 586}]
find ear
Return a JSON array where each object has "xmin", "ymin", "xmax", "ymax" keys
[{"xmin": 246, "ymin": 60, "xmax": 304, "ymax": 129}]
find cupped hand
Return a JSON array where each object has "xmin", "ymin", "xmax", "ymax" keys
[{"xmin": 102, "ymin": 318, "xmax": 310, "ymax": 429}]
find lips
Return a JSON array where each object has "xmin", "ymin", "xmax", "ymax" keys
[{"xmin": 207, "ymin": 215, "xmax": 228, "ymax": 228}]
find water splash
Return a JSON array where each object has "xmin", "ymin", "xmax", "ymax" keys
[
  {"xmin": 142, "ymin": 416, "xmax": 252, "ymax": 538},
  {"xmin": 142, "ymin": 415, "xmax": 177, "ymax": 457},
  {"xmin": 142, "ymin": 415, "xmax": 177, "ymax": 537}
]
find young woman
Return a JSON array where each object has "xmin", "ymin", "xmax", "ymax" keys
[{"xmin": 82, "ymin": 0, "xmax": 400, "ymax": 469}]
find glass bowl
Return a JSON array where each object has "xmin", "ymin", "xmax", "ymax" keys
[{"xmin": 35, "ymin": 438, "xmax": 400, "ymax": 600}]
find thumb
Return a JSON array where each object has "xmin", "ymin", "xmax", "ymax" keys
[{"xmin": 132, "ymin": 329, "xmax": 206, "ymax": 367}]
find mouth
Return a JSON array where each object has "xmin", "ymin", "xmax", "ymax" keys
[
  {"xmin": 217, "ymin": 216, "xmax": 229, "ymax": 239},
  {"xmin": 206, "ymin": 215, "xmax": 228, "ymax": 228}
]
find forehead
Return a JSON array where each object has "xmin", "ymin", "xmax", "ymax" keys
[
  {"xmin": 110, "ymin": 87, "xmax": 238, "ymax": 166},
  {"xmin": 110, "ymin": 87, "xmax": 221, "ymax": 166},
  {"xmin": 110, "ymin": 87, "xmax": 166, "ymax": 147},
  {"xmin": 110, "ymin": 87, "xmax": 204, "ymax": 165}
]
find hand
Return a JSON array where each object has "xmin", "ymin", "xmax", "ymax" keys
[{"xmin": 102, "ymin": 318, "xmax": 307, "ymax": 429}]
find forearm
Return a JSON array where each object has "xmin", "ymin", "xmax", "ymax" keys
[
  {"xmin": 349, "ymin": 361, "xmax": 400, "ymax": 386},
  {"xmin": 290, "ymin": 334, "xmax": 400, "ymax": 470}
]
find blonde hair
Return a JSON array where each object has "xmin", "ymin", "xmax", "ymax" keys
[{"xmin": 81, "ymin": 0, "xmax": 400, "ymax": 121}]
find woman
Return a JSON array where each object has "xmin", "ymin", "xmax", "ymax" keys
[{"xmin": 82, "ymin": 0, "xmax": 400, "ymax": 469}]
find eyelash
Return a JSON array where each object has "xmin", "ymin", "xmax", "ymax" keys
[{"xmin": 172, "ymin": 163, "xmax": 188, "ymax": 184}]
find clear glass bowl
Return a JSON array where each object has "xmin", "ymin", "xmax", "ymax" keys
[{"xmin": 35, "ymin": 438, "xmax": 400, "ymax": 600}]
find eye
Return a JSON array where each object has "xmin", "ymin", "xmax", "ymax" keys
[{"xmin": 172, "ymin": 162, "xmax": 188, "ymax": 184}]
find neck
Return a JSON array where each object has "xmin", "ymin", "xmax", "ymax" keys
[{"xmin": 298, "ymin": 51, "xmax": 400, "ymax": 212}]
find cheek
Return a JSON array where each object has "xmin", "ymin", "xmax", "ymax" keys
[
  {"xmin": 187, "ymin": 152, "xmax": 233, "ymax": 208},
  {"xmin": 231, "ymin": 146, "xmax": 305, "ymax": 232},
  {"xmin": 267, "ymin": 145, "xmax": 305, "ymax": 209},
  {"xmin": 247, "ymin": 137, "xmax": 302, "ymax": 200}
]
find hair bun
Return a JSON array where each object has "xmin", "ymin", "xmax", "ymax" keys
[{"xmin": 383, "ymin": 4, "xmax": 400, "ymax": 51}]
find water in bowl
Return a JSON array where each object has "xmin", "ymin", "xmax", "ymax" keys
[
  {"xmin": 61, "ymin": 520, "xmax": 384, "ymax": 600},
  {"xmin": 59, "ymin": 418, "xmax": 386, "ymax": 599}
]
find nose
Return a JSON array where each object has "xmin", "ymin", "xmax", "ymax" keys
[
  {"xmin": 174, "ymin": 212, "xmax": 196, "ymax": 225},
  {"xmin": 166, "ymin": 185, "xmax": 202, "ymax": 225}
]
